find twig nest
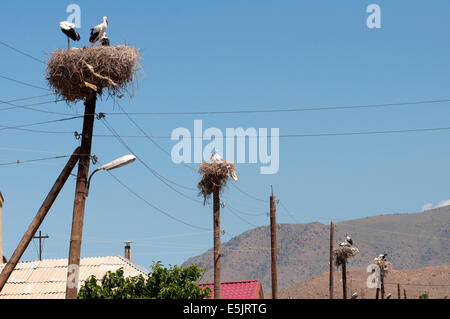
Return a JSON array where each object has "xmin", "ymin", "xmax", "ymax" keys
[
  {"xmin": 333, "ymin": 246, "xmax": 359, "ymax": 267},
  {"xmin": 46, "ymin": 45, "xmax": 141, "ymax": 102},
  {"xmin": 374, "ymin": 259, "xmax": 392, "ymax": 273},
  {"xmin": 198, "ymin": 160, "xmax": 237, "ymax": 204}
]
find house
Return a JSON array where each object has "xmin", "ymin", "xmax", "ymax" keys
[
  {"xmin": 198, "ymin": 280, "xmax": 264, "ymax": 299},
  {"xmin": 0, "ymin": 255, "xmax": 148, "ymax": 299}
]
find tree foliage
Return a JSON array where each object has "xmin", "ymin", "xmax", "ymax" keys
[{"xmin": 77, "ymin": 262, "xmax": 211, "ymax": 299}]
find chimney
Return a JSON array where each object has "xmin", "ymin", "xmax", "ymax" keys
[
  {"xmin": 124, "ymin": 240, "xmax": 132, "ymax": 260},
  {"xmin": 0, "ymin": 192, "xmax": 4, "ymax": 263}
]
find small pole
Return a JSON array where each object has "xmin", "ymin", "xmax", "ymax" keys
[
  {"xmin": 0, "ymin": 147, "xmax": 80, "ymax": 293},
  {"xmin": 270, "ymin": 186, "xmax": 278, "ymax": 299},
  {"xmin": 33, "ymin": 230, "xmax": 49, "ymax": 261},
  {"xmin": 342, "ymin": 260, "xmax": 347, "ymax": 299},
  {"xmin": 397, "ymin": 283, "xmax": 401, "ymax": 299},
  {"xmin": 380, "ymin": 271, "xmax": 385, "ymax": 299},
  {"xmin": 403, "ymin": 288, "xmax": 407, "ymax": 299},
  {"xmin": 66, "ymin": 93, "xmax": 97, "ymax": 299},
  {"xmin": 213, "ymin": 188, "xmax": 221, "ymax": 299},
  {"xmin": 376, "ymin": 287, "xmax": 380, "ymax": 299},
  {"xmin": 329, "ymin": 221, "xmax": 334, "ymax": 299}
]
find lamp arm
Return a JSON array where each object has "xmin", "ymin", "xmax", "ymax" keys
[{"xmin": 86, "ymin": 168, "xmax": 102, "ymax": 196}]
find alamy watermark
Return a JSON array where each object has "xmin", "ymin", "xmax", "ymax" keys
[{"xmin": 170, "ymin": 120, "xmax": 279, "ymax": 175}]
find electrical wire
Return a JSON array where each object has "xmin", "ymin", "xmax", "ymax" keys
[
  {"xmin": 0, "ymin": 74, "xmax": 49, "ymax": 91},
  {"xmin": 0, "ymin": 116, "xmax": 82, "ymax": 132},
  {"xmin": 103, "ymin": 98, "xmax": 450, "ymax": 116},
  {"xmin": 0, "ymin": 155, "xmax": 69, "ymax": 166},
  {"xmin": 105, "ymin": 169, "xmax": 211, "ymax": 231},
  {"xmin": 101, "ymin": 117, "xmax": 201, "ymax": 203},
  {"xmin": 0, "ymin": 40, "xmax": 47, "ymax": 64}
]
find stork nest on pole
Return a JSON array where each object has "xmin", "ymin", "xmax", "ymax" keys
[
  {"xmin": 198, "ymin": 160, "xmax": 237, "ymax": 205},
  {"xmin": 333, "ymin": 246, "xmax": 359, "ymax": 267},
  {"xmin": 374, "ymin": 259, "xmax": 392, "ymax": 274},
  {"xmin": 46, "ymin": 45, "xmax": 141, "ymax": 102}
]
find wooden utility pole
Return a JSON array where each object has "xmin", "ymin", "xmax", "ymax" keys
[
  {"xmin": 0, "ymin": 147, "xmax": 80, "ymax": 293},
  {"xmin": 269, "ymin": 187, "xmax": 278, "ymax": 299},
  {"xmin": 66, "ymin": 93, "xmax": 97, "ymax": 299},
  {"xmin": 342, "ymin": 260, "xmax": 347, "ymax": 299},
  {"xmin": 329, "ymin": 221, "xmax": 334, "ymax": 299},
  {"xmin": 213, "ymin": 188, "xmax": 221, "ymax": 299},
  {"xmin": 403, "ymin": 288, "xmax": 407, "ymax": 299},
  {"xmin": 32, "ymin": 230, "xmax": 49, "ymax": 261},
  {"xmin": 397, "ymin": 283, "xmax": 401, "ymax": 299},
  {"xmin": 380, "ymin": 272, "xmax": 385, "ymax": 299},
  {"xmin": 376, "ymin": 287, "xmax": 380, "ymax": 299}
]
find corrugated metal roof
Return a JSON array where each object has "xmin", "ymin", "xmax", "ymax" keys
[
  {"xmin": 198, "ymin": 280, "xmax": 263, "ymax": 299},
  {"xmin": 0, "ymin": 256, "xmax": 148, "ymax": 299}
]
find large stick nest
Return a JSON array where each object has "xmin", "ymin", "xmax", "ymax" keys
[
  {"xmin": 46, "ymin": 45, "xmax": 141, "ymax": 102},
  {"xmin": 333, "ymin": 246, "xmax": 359, "ymax": 267},
  {"xmin": 198, "ymin": 160, "xmax": 237, "ymax": 204},
  {"xmin": 374, "ymin": 259, "xmax": 392, "ymax": 274}
]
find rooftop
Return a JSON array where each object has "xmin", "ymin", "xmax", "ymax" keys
[
  {"xmin": 198, "ymin": 280, "xmax": 264, "ymax": 299},
  {"xmin": 0, "ymin": 256, "xmax": 148, "ymax": 299}
]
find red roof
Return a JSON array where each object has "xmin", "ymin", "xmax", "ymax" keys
[{"xmin": 198, "ymin": 280, "xmax": 263, "ymax": 299}]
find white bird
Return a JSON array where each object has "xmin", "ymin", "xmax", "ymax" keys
[
  {"xmin": 386, "ymin": 293, "xmax": 392, "ymax": 299},
  {"xmin": 339, "ymin": 241, "xmax": 351, "ymax": 247},
  {"xmin": 345, "ymin": 232, "xmax": 353, "ymax": 246},
  {"xmin": 210, "ymin": 149, "xmax": 223, "ymax": 162},
  {"xmin": 59, "ymin": 21, "xmax": 80, "ymax": 49},
  {"xmin": 351, "ymin": 292, "xmax": 359, "ymax": 299},
  {"xmin": 378, "ymin": 253, "xmax": 387, "ymax": 261},
  {"xmin": 89, "ymin": 16, "xmax": 108, "ymax": 46},
  {"xmin": 99, "ymin": 32, "xmax": 110, "ymax": 46}
]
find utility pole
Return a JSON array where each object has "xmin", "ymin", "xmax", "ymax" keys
[
  {"xmin": 397, "ymin": 283, "xmax": 401, "ymax": 299},
  {"xmin": 269, "ymin": 186, "xmax": 278, "ymax": 299},
  {"xmin": 0, "ymin": 147, "xmax": 80, "ymax": 293},
  {"xmin": 329, "ymin": 221, "xmax": 334, "ymax": 299},
  {"xmin": 66, "ymin": 93, "xmax": 97, "ymax": 299},
  {"xmin": 380, "ymin": 271, "xmax": 385, "ymax": 299},
  {"xmin": 213, "ymin": 188, "xmax": 221, "ymax": 299},
  {"xmin": 342, "ymin": 260, "xmax": 347, "ymax": 299},
  {"xmin": 32, "ymin": 230, "xmax": 49, "ymax": 261}
]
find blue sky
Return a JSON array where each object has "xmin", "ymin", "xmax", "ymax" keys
[{"xmin": 0, "ymin": 0, "xmax": 450, "ymax": 269}]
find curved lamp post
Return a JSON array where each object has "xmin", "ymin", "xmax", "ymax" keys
[{"xmin": 86, "ymin": 154, "xmax": 136, "ymax": 195}]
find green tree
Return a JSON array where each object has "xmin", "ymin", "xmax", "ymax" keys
[{"xmin": 78, "ymin": 262, "xmax": 211, "ymax": 299}]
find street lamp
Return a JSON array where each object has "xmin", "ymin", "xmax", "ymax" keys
[{"xmin": 86, "ymin": 154, "xmax": 136, "ymax": 195}]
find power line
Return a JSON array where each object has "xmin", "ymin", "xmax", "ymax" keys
[
  {"xmin": 103, "ymin": 98, "xmax": 450, "ymax": 116},
  {"xmin": 0, "ymin": 98, "xmax": 70, "ymax": 115},
  {"xmin": 0, "ymin": 116, "xmax": 82, "ymax": 132},
  {"xmin": 114, "ymin": 100, "xmax": 197, "ymax": 172},
  {"xmin": 0, "ymin": 74, "xmax": 49, "ymax": 91},
  {"xmin": 0, "ymin": 155, "xmax": 69, "ymax": 166},
  {"xmin": 225, "ymin": 204, "xmax": 261, "ymax": 228},
  {"xmin": 0, "ymin": 40, "xmax": 47, "ymax": 64},
  {"xmin": 91, "ymin": 126, "xmax": 450, "ymax": 139},
  {"xmin": 101, "ymin": 117, "xmax": 202, "ymax": 203},
  {"xmin": 0, "ymin": 93, "xmax": 54, "ymax": 106},
  {"xmin": 105, "ymin": 169, "xmax": 211, "ymax": 231}
]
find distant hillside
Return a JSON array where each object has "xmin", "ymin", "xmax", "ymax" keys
[
  {"xmin": 280, "ymin": 265, "xmax": 450, "ymax": 299},
  {"xmin": 183, "ymin": 206, "xmax": 450, "ymax": 293}
]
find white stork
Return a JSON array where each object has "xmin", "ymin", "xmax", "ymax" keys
[
  {"xmin": 59, "ymin": 21, "xmax": 80, "ymax": 49},
  {"xmin": 99, "ymin": 32, "xmax": 110, "ymax": 46},
  {"xmin": 210, "ymin": 149, "xmax": 223, "ymax": 162},
  {"xmin": 89, "ymin": 16, "xmax": 108, "ymax": 46},
  {"xmin": 345, "ymin": 232, "xmax": 353, "ymax": 246}
]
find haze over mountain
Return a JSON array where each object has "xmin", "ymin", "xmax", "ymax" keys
[{"xmin": 183, "ymin": 206, "xmax": 450, "ymax": 293}]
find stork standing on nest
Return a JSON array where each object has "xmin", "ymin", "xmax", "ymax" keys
[
  {"xmin": 339, "ymin": 232, "xmax": 353, "ymax": 247},
  {"xmin": 99, "ymin": 32, "xmax": 110, "ymax": 46},
  {"xmin": 59, "ymin": 21, "xmax": 80, "ymax": 49},
  {"xmin": 89, "ymin": 16, "xmax": 108, "ymax": 46}
]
